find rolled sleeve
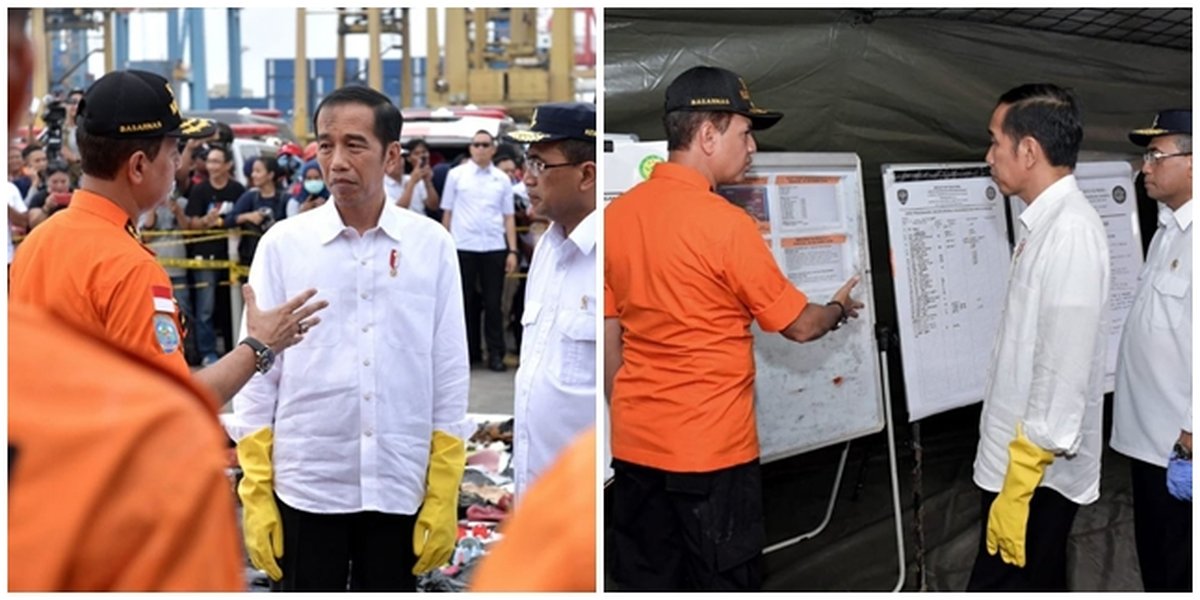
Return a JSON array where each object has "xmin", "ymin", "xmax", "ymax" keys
[
  {"xmin": 723, "ymin": 215, "xmax": 808, "ymax": 332},
  {"xmin": 1023, "ymin": 224, "xmax": 1108, "ymax": 454}
]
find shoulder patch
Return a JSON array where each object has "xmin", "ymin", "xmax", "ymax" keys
[{"xmin": 153, "ymin": 313, "xmax": 181, "ymax": 354}]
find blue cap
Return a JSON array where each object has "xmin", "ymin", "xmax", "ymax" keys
[{"xmin": 1129, "ymin": 109, "xmax": 1191, "ymax": 146}]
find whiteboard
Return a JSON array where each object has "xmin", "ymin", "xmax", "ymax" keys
[
  {"xmin": 1009, "ymin": 161, "xmax": 1143, "ymax": 393},
  {"xmin": 881, "ymin": 164, "xmax": 1011, "ymax": 421},
  {"xmin": 884, "ymin": 162, "xmax": 1145, "ymax": 422},
  {"xmin": 718, "ymin": 153, "xmax": 884, "ymax": 463}
]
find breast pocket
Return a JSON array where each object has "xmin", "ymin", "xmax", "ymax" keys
[
  {"xmin": 1150, "ymin": 273, "xmax": 1190, "ymax": 330},
  {"xmin": 556, "ymin": 309, "xmax": 596, "ymax": 388},
  {"xmin": 384, "ymin": 289, "xmax": 436, "ymax": 355}
]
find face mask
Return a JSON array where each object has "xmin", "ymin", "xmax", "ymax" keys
[{"xmin": 303, "ymin": 179, "xmax": 325, "ymax": 195}]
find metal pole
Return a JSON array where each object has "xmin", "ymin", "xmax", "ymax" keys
[
  {"xmin": 293, "ymin": 8, "xmax": 308, "ymax": 140},
  {"xmin": 549, "ymin": 8, "xmax": 573, "ymax": 101},
  {"xmin": 426, "ymin": 8, "xmax": 440, "ymax": 107},
  {"xmin": 186, "ymin": 8, "xmax": 208, "ymax": 110},
  {"xmin": 367, "ymin": 8, "xmax": 383, "ymax": 91},
  {"xmin": 227, "ymin": 9, "xmax": 242, "ymax": 98},
  {"xmin": 400, "ymin": 9, "xmax": 412, "ymax": 109},
  {"xmin": 114, "ymin": 10, "xmax": 130, "ymax": 71},
  {"xmin": 334, "ymin": 8, "xmax": 346, "ymax": 89},
  {"xmin": 912, "ymin": 420, "xmax": 927, "ymax": 590}
]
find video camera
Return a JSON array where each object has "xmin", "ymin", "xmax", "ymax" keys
[{"xmin": 39, "ymin": 96, "xmax": 68, "ymax": 163}]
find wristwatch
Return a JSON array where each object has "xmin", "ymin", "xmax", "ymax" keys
[
  {"xmin": 827, "ymin": 300, "xmax": 849, "ymax": 331},
  {"xmin": 239, "ymin": 337, "xmax": 276, "ymax": 374},
  {"xmin": 1173, "ymin": 441, "xmax": 1192, "ymax": 462}
]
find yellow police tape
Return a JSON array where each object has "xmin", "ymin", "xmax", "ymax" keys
[{"xmin": 146, "ymin": 230, "xmax": 527, "ymax": 281}]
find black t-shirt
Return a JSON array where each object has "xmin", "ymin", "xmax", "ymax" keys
[{"xmin": 184, "ymin": 178, "xmax": 246, "ymax": 259}]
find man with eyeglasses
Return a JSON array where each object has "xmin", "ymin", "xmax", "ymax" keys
[
  {"xmin": 441, "ymin": 130, "xmax": 519, "ymax": 372},
  {"xmin": 501, "ymin": 102, "xmax": 597, "ymax": 502},
  {"xmin": 1110, "ymin": 108, "xmax": 1192, "ymax": 592}
]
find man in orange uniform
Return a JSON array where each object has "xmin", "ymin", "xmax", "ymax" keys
[
  {"xmin": 604, "ymin": 65, "xmax": 863, "ymax": 591},
  {"xmin": 10, "ymin": 68, "xmax": 326, "ymax": 405},
  {"xmin": 7, "ymin": 8, "xmax": 242, "ymax": 591}
]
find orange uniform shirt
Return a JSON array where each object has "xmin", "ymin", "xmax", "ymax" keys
[
  {"xmin": 8, "ymin": 303, "xmax": 244, "ymax": 591},
  {"xmin": 604, "ymin": 163, "xmax": 807, "ymax": 472},
  {"xmin": 10, "ymin": 189, "xmax": 191, "ymax": 381},
  {"xmin": 471, "ymin": 428, "xmax": 596, "ymax": 592}
]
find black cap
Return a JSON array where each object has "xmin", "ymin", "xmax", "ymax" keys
[
  {"xmin": 77, "ymin": 70, "xmax": 216, "ymax": 140},
  {"xmin": 664, "ymin": 66, "xmax": 782, "ymax": 131},
  {"xmin": 505, "ymin": 102, "xmax": 596, "ymax": 144},
  {"xmin": 1129, "ymin": 109, "xmax": 1191, "ymax": 146}
]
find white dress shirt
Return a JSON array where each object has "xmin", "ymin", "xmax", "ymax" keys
[
  {"xmin": 227, "ymin": 199, "xmax": 471, "ymax": 515},
  {"xmin": 973, "ymin": 175, "xmax": 1110, "ymax": 505},
  {"xmin": 384, "ymin": 174, "xmax": 430, "ymax": 215},
  {"xmin": 440, "ymin": 162, "xmax": 514, "ymax": 252},
  {"xmin": 1111, "ymin": 200, "xmax": 1192, "ymax": 467},
  {"xmin": 512, "ymin": 211, "xmax": 598, "ymax": 500},
  {"xmin": 8, "ymin": 182, "xmax": 28, "ymax": 265}
]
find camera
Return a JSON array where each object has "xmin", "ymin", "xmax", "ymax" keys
[{"xmin": 39, "ymin": 97, "xmax": 67, "ymax": 163}]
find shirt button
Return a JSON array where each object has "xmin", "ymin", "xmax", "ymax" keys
[
  {"xmin": 364, "ymin": 392, "xmax": 373, "ymax": 400},
  {"xmin": 362, "ymin": 325, "xmax": 370, "ymax": 333},
  {"xmin": 361, "ymin": 260, "xmax": 368, "ymax": 266},
  {"xmin": 361, "ymin": 292, "xmax": 369, "ymax": 300},
  {"xmin": 364, "ymin": 429, "xmax": 374, "ymax": 437},
  {"xmin": 363, "ymin": 359, "xmax": 371, "ymax": 367}
]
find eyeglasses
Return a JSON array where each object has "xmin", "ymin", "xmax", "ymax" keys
[
  {"xmin": 1143, "ymin": 150, "xmax": 1192, "ymax": 165},
  {"xmin": 471, "ymin": 142, "xmax": 493, "ymax": 148},
  {"xmin": 525, "ymin": 157, "xmax": 582, "ymax": 177}
]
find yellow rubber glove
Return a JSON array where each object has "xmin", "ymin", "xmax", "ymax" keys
[
  {"xmin": 986, "ymin": 423, "xmax": 1054, "ymax": 568},
  {"xmin": 237, "ymin": 426, "xmax": 285, "ymax": 581},
  {"xmin": 412, "ymin": 429, "xmax": 466, "ymax": 575}
]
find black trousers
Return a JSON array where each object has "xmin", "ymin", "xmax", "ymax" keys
[
  {"xmin": 610, "ymin": 458, "xmax": 764, "ymax": 591},
  {"xmin": 273, "ymin": 496, "xmax": 418, "ymax": 592},
  {"xmin": 457, "ymin": 250, "xmax": 506, "ymax": 362},
  {"xmin": 967, "ymin": 486, "xmax": 1079, "ymax": 591},
  {"xmin": 1130, "ymin": 458, "xmax": 1192, "ymax": 591}
]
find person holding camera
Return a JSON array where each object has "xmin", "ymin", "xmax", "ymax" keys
[
  {"xmin": 386, "ymin": 137, "xmax": 440, "ymax": 216},
  {"xmin": 25, "ymin": 161, "xmax": 74, "ymax": 229}
]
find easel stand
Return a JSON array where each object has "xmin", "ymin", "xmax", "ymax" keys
[{"xmin": 762, "ymin": 325, "xmax": 907, "ymax": 592}]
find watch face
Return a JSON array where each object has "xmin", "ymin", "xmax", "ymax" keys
[{"xmin": 256, "ymin": 348, "xmax": 275, "ymax": 373}]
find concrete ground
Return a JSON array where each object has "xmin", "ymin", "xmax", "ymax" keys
[{"xmin": 467, "ymin": 356, "xmax": 517, "ymax": 416}]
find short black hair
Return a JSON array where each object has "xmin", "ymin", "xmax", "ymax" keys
[
  {"xmin": 206, "ymin": 144, "xmax": 232, "ymax": 163},
  {"xmin": 558, "ymin": 138, "xmax": 596, "ymax": 165},
  {"xmin": 76, "ymin": 126, "xmax": 164, "ymax": 180},
  {"xmin": 252, "ymin": 155, "xmax": 286, "ymax": 183},
  {"xmin": 44, "ymin": 160, "xmax": 70, "ymax": 177},
  {"xmin": 403, "ymin": 137, "xmax": 428, "ymax": 153},
  {"xmin": 20, "ymin": 144, "xmax": 44, "ymax": 160},
  {"xmin": 473, "ymin": 129, "xmax": 495, "ymax": 142},
  {"xmin": 663, "ymin": 110, "xmax": 734, "ymax": 151},
  {"xmin": 996, "ymin": 83, "xmax": 1083, "ymax": 169},
  {"xmin": 313, "ymin": 85, "xmax": 402, "ymax": 153}
]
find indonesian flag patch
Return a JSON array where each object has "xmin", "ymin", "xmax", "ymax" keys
[{"xmin": 151, "ymin": 285, "xmax": 176, "ymax": 314}]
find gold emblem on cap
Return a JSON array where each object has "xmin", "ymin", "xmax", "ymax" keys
[
  {"xmin": 737, "ymin": 77, "xmax": 751, "ymax": 102},
  {"xmin": 164, "ymin": 82, "xmax": 180, "ymax": 116},
  {"xmin": 529, "ymin": 108, "xmax": 539, "ymax": 129}
]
